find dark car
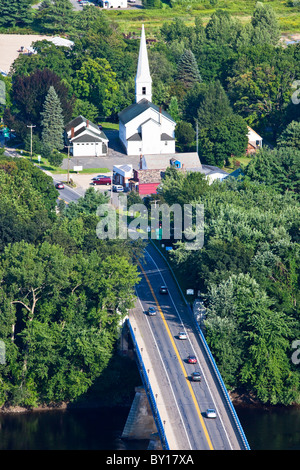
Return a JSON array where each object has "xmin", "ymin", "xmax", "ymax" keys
[
  {"xmin": 55, "ymin": 182, "xmax": 64, "ymax": 189},
  {"xmin": 148, "ymin": 306, "xmax": 157, "ymax": 316},
  {"xmin": 191, "ymin": 372, "xmax": 201, "ymax": 382},
  {"xmin": 92, "ymin": 176, "xmax": 111, "ymax": 185},
  {"xmin": 159, "ymin": 286, "xmax": 168, "ymax": 295},
  {"xmin": 187, "ymin": 355, "xmax": 197, "ymax": 364}
]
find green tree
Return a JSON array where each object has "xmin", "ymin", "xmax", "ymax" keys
[
  {"xmin": 250, "ymin": 2, "xmax": 281, "ymax": 46},
  {"xmin": 38, "ymin": 0, "xmax": 75, "ymax": 34},
  {"xmin": 41, "ymin": 86, "xmax": 64, "ymax": 151},
  {"xmin": 177, "ymin": 49, "xmax": 201, "ymax": 88},
  {"xmin": 197, "ymin": 80, "xmax": 232, "ymax": 128},
  {"xmin": 167, "ymin": 96, "xmax": 181, "ymax": 122},
  {"xmin": 0, "ymin": 0, "xmax": 32, "ymax": 27},
  {"xmin": 73, "ymin": 58, "xmax": 120, "ymax": 118},
  {"xmin": 175, "ymin": 121, "xmax": 195, "ymax": 151},
  {"xmin": 244, "ymin": 147, "xmax": 300, "ymax": 194},
  {"xmin": 205, "ymin": 9, "xmax": 242, "ymax": 47},
  {"xmin": 277, "ymin": 120, "xmax": 300, "ymax": 151}
]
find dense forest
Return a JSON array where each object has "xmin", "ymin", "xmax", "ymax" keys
[
  {"xmin": 0, "ymin": 0, "xmax": 299, "ymax": 406},
  {"xmin": 0, "ymin": 153, "xmax": 143, "ymax": 407}
]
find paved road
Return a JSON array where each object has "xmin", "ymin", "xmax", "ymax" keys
[{"xmin": 131, "ymin": 242, "xmax": 248, "ymax": 450}]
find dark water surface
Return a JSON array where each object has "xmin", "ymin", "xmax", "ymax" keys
[{"xmin": 0, "ymin": 405, "xmax": 299, "ymax": 450}]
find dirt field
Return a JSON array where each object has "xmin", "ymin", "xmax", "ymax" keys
[{"xmin": 0, "ymin": 34, "xmax": 51, "ymax": 74}]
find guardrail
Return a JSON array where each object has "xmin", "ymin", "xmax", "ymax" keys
[
  {"xmin": 126, "ymin": 318, "xmax": 170, "ymax": 450},
  {"xmin": 150, "ymin": 240, "xmax": 251, "ymax": 451}
]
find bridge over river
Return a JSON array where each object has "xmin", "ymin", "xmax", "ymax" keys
[{"xmin": 122, "ymin": 242, "xmax": 250, "ymax": 451}]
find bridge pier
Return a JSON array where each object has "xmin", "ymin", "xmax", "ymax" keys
[{"xmin": 122, "ymin": 386, "xmax": 162, "ymax": 449}]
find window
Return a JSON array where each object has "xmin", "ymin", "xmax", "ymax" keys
[{"xmin": 142, "ymin": 87, "xmax": 146, "ymax": 95}]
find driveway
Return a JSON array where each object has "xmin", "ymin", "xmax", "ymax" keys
[{"xmin": 61, "ymin": 130, "xmax": 141, "ymax": 171}]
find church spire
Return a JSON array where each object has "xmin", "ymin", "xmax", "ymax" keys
[{"xmin": 135, "ymin": 24, "xmax": 152, "ymax": 103}]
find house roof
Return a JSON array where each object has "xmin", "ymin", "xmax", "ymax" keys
[
  {"xmin": 127, "ymin": 133, "xmax": 142, "ymax": 141},
  {"xmin": 161, "ymin": 133, "xmax": 175, "ymax": 141},
  {"xmin": 118, "ymin": 99, "xmax": 175, "ymax": 125},
  {"xmin": 136, "ymin": 169, "xmax": 163, "ymax": 184},
  {"xmin": 65, "ymin": 115, "xmax": 99, "ymax": 134},
  {"xmin": 142, "ymin": 152, "xmax": 201, "ymax": 170},
  {"xmin": 71, "ymin": 133, "xmax": 106, "ymax": 143},
  {"xmin": 72, "ymin": 126, "xmax": 108, "ymax": 141}
]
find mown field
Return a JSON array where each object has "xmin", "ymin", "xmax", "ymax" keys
[{"xmin": 105, "ymin": 0, "xmax": 300, "ymax": 35}]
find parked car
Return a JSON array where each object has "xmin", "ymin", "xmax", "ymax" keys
[
  {"xmin": 159, "ymin": 286, "xmax": 168, "ymax": 295},
  {"xmin": 92, "ymin": 175, "xmax": 107, "ymax": 180},
  {"xmin": 191, "ymin": 372, "xmax": 201, "ymax": 382},
  {"xmin": 55, "ymin": 182, "xmax": 64, "ymax": 189},
  {"xmin": 92, "ymin": 176, "xmax": 111, "ymax": 185},
  {"xmin": 112, "ymin": 184, "xmax": 124, "ymax": 192},
  {"xmin": 205, "ymin": 409, "xmax": 217, "ymax": 418},
  {"xmin": 187, "ymin": 355, "xmax": 197, "ymax": 364},
  {"xmin": 178, "ymin": 331, "xmax": 187, "ymax": 340},
  {"xmin": 148, "ymin": 306, "xmax": 157, "ymax": 316}
]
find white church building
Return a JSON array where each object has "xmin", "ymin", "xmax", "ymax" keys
[{"xmin": 118, "ymin": 25, "xmax": 176, "ymax": 156}]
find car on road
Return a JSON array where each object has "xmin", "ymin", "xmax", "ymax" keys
[
  {"xmin": 112, "ymin": 184, "xmax": 124, "ymax": 192},
  {"xmin": 205, "ymin": 409, "xmax": 217, "ymax": 418},
  {"xmin": 159, "ymin": 286, "xmax": 168, "ymax": 294},
  {"xmin": 178, "ymin": 331, "xmax": 187, "ymax": 340},
  {"xmin": 92, "ymin": 176, "xmax": 111, "ymax": 185},
  {"xmin": 55, "ymin": 182, "xmax": 64, "ymax": 189},
  {"xmin": 191, "ymin": 372, "xmax": 201, "ymax": 382},
  {"xmin": 148, "ymin": 306, "xmax": 157, "ymax": 316},
  {"xmin": 187, "ymin": 355, "xmax": 197, "ymax": 364}
]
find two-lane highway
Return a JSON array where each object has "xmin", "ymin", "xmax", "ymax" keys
[{"xmin": 131, "ymin": 242, "xmax": 247, "ymax": 450}]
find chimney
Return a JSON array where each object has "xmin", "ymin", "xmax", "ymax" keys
[
  {"xmin": 71, "ymin": 127, "xmax": 74, "ymax": 138},
  {"xmin": 86, "ymin": 120, "xmax": 89, "ymax": 128}
]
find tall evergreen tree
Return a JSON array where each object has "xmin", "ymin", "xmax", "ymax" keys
[
  {"xmin": 39, "ymin": 0, "xmax": 74, "ymax": 34},
  {"xmin": 277, "ymin": 120, "xmax": 300, "ymax": 151},
  {"xmin": 250, "ymin": 2, "xmax": 281, "ymax": 46},
  {"xmin": 0, "ymin": 0, "xmax": 32, "ymax": 27},
  {"xmin": 177, "ymin": 49, "xmax": 201, "ymax": 88},
  {"xmin": 41, "ymin": 86, "xmax": 64, "ymax": 151}
]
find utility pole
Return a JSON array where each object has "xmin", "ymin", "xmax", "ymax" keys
[
  {"xmin": 27, "ymin": 124, "xmax": 36, "ymax": 161},
  {"xmin": 64, "ymin": 145, "xmax": 71, "ymax": 184}
]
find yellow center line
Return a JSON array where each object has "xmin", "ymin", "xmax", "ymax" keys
[{"xmin": 137, "ymin": 258, "xmax": 214, "ymax": 450}]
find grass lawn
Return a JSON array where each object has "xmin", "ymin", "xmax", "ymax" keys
[
  {"xmin": 105, "ymin": 0, "xmax": 300, "ymax": 34},
  {"xmin": 223, "ymin": 155, "xmax": 252, "ymax": 172}
]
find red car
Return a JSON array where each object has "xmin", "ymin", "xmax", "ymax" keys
[
  {"xmin": 187, "ymin": 355, "xmax": 197, "ymax": 364},
  {"xmin": 92, "ymin": 176, "xmax": 111, "ymax": 186}
]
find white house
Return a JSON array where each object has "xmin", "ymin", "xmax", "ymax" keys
[
  {"xmin": 65, "ymin": 116, "xmax": 109, "ymax": 158},
  {"xmin": 247, "ymin": 126, "xmax": 263, "ymax": 154},
  {"xmin": 100, "ymin": 0, "xmax": 127, "ymax": 8},
  {"xmin": 118, "ymin": 25, "xmax": 176, "ymax": 156},
  {"xmin": 113, "ymin": 164, "xmax": 133, "ymax": 188}
]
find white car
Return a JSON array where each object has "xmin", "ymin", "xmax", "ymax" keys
[
  {"xmin": 178, "ymin": 331, "xmax": 187, "ymax": 340},
  {"xmin": 205, "ymin": 409, "xmax": 217, "ymax": 418},
  {"xmin": 113, "ymin": 184, "xmax": 124, "ymax": 192}
]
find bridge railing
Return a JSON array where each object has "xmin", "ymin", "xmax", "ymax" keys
[
  {"xmin": 126, "ymin": 318, "xmax": 170, "ymax": 450},
  {"xmin": 189, "ymin": 307, "xmax": 251, "ymax": 450},
  {"xmin": 150, "ymin": 240, "xmax": 251, "ymax": 451}
]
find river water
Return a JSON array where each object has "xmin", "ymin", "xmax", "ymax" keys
[{"xmin": 0, "ymin": 404, "xmax": 299, "ymax": 450}]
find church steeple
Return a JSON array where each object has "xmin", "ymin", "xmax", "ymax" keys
[{"xmin": 135, "ymin": 24, "xmax": 152, "ymax": 103}]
